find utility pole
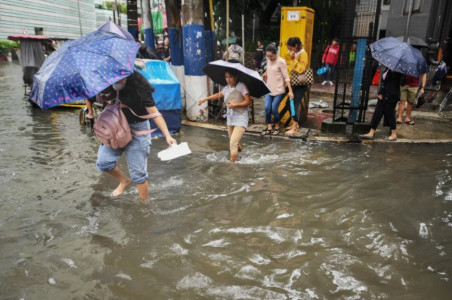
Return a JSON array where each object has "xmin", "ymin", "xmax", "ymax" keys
[
  {"xmin": 115, "ymin": 0, "xmax": 121, "ymax": 26},
  {"xmin": 77, "ymin": 0, "xmax": 83, "ymax": 37},
  {"xmin": 225, "ymin": 0, "xmax": 229, "ymax": 61},
  {"xmin": 181, "ymin": 0, "xmax": 208, "ymax": 121},
  {"xmin": 127, "ymin": 0, "xmax": 139, "ymax": 39},
  {"xmin": 143, "ymin": 0, "xmax": 155, "ymax": 48},
  {"xmin": 404, "ymin": 0, "xmax": 413, "ymax": 42},
  {"xmin": 241, "ymin": 0, "xmax": 245, "ymax": 64},
  {"xmin": 165, "ymin": 0, "xmax": 186, "ymax": 108}
]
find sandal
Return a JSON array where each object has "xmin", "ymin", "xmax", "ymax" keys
[
  {"xmin": 405, "ymin": 120, "xmax": 415, "ymax": 125},
  {"xmin": 261, "ymin": 129, "xmax": 272, "ymax": 136},
  {"xmin": 272, "ymin": 128, "xmax": 280, "ymax": 135},
  {"xmin": 359, "ymin": 134, "xmax": 374, "ymax": 140}
]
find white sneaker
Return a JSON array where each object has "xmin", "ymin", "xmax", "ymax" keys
[
  {"xmin": 321, "ymin": 80, "xmax": 327, "ymax": 85},
  {"xmin": 328, "ymin": 81, "xmax": 334, "ymax": 86}
]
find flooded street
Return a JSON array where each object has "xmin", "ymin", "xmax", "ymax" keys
[{"xmin": 1, "ymin": 61, "xmax": 452, "ymax": 299}]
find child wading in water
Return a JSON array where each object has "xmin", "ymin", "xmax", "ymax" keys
[{"xmin": 198, "ymin": 69, "xmax": 251, "ymax": 162}]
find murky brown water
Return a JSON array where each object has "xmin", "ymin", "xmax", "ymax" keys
[{"xmin": 1, "ymin": 61, "xmax": 452, "ymax": 299}]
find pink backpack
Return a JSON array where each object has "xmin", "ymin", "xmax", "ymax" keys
[
  {"xmin": 94, "ymin": 100, "xmax": 132, "ymax": 149},
  {"xmin": 93, "ymin": 94, "xmax": 161, "ymax": 149}
]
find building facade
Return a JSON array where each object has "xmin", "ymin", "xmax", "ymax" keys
[{"xmin": 0, "ymin": 0, "xmax": 128, "ymax": 40}]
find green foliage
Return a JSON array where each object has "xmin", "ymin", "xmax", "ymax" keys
[
  {"xmin": 103, "ymin": 1, "xmax": 127, "ymax": 14},
  {"xmin": 0, "ymin": 40, "xmax": 19, "ymax": 51}
]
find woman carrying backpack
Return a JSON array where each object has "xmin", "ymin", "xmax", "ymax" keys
[{"xmin": 95, "ymin": 71, "xmax": 176, "ymax": 200}]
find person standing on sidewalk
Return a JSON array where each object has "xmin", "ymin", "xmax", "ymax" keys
[
  {"xmin": 262, "ymin": 44, "xmax": 294, "ymax": 136},
  {"xmin": 254, "ymin": 40, "xmax": 264, "ymax": 70},
  {"xmin": 359, "ymin": 68, "xmax": 403, "ymax": 141},
  {"xmin": 223, "ymin": 40, "xmax": 243, "ymax": 62},
  {"xmin": 284, "ymin": 37, "xmax": 309, "ymax": 136},
  {"xmin": 321, "ymin": 38, "xmax": 340, "ymax": 86},
  {"xmin": 397, "ymin": 73, "xmax": 427, "ymax": 125}
]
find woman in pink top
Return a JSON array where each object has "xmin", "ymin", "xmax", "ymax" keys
[{"xmin": 262, "ymin": 45, "xmax": 294, "ymax": 135}]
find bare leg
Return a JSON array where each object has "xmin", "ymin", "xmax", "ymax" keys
[
  {"xmin": 107, "ymin": 165, "xmax": 131, "ymax": 197},
  {"xmin": 405, "ymin": 102, "xmax": 413, "ymax": 122},
  {"xmin": 229, "ymin": 126, "xmax": 245, "ymax": 163},
  {"xmin": 389, "ymin": 129, "xmax": 397, "ymax": 140},
  {"xmin": 397, "ymin": 100, "xmax": 406, "ymax": 123},
  {"xmin": 363, "ymin": 128, "xmax": 376, "ymax": 138},
  {"xmin": 285, "ymin": 119, "xmax": 294, "ymax": 131},
  {"xmin": 86, "ymin": 100, "xmax": 94, "ymax": 119},
  {"xmin": 230, "ymin": 152, "xmax": 238, "ymax": 163},
  {"xmin": 285, "ymin": 119, "xmax": 299, "ymax": 135},
  {"xmin": 136, "ymin": 181, "xmax": 148, "ymax": 200}
]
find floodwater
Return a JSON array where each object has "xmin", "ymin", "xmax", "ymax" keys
[{"xmin": 1, "ymin": 61, "xmax": 452, "ymax": 299}]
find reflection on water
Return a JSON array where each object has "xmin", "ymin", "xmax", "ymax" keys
[{"xmin": 1, "ymin": 62, "xmax": 452, "ymax": 299}]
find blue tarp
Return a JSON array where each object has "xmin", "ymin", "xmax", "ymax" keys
[
  {"xmin": 139, "ymin": 60, "xmax": 181, "ymax": 110},
  {"xmin": 138, "ymin": 60, "xmax": 182, "ymax": 136}
]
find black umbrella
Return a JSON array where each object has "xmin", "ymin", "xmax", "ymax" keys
[{"xmin": 203, "ymin": 60, "xmax": 270, "ymax": 98}]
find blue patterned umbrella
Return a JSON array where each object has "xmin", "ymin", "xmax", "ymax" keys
[
  {"xmin": 30, "ymin": 30, "xmax": 139, "ymax": 109},
  {"xmin": 98, "ymin": 20, "xmax": 135, "ymax": 41},
  {"xmin": 370, "ymin": 37, "xmax": 428, "ymax": 77}
]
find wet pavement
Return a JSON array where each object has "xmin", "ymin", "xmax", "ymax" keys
[{"xmin": 1, "ymin": 61, "xmax": 452, "ymax": 299}]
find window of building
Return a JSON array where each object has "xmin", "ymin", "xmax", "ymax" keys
[
  {"xmin": 35, "ymin": 27, "xmax": 44, "ymax": 35},
  {"xmin": 383, "ymin": 0, "xmax": 391, "ymax": 5},
  {"xmin": 403, "ymin": 0, "xmax": 422, "ymax": 14}
]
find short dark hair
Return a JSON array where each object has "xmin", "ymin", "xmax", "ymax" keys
[
  {"xmin": 286, "ymin": 37, "xmax": 302, "ymax": 50},
  {"xmin": 225, "ymin": 68, "xmax": 239, "ymax": 78},
  {"xmin": 266, "ymin": 44, "xmax": 277, "ymax": 54}
]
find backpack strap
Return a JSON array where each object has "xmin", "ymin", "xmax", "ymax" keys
[
  {"xmin": 116, "ymin": 91, "xmax": 162, "ymax": 135},
  {"xmin": 120, "ymin": 104, "xmax": 162, "ymax": 135},
  {"xmin": 120, "ymin": 103, "xmax": 162, "ymax": 119}
]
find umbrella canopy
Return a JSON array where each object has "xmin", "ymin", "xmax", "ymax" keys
[
  {"xmin": 370, "ymin": 37, "xmax": 429, "ymax": 77},
  {"xmin": 203, "ymin": 60, "xmax": 270, "ymax": 98},
  {"xmin": 30, "ymin": 30, "xmax": 139, "ymax": 109},
  {"xmin": 395, "ymin": 36, "xmax": 429, "ymax": 48},
  {"xmin": 98, "ymin": 20, "xmax": 135, "ymax": 41}
]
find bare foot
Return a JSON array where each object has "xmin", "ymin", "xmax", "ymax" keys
[
  {"xmin": 238, "ymin": 144, "xmax": 243, "ymax": 152},
  {"xmin": 111, "ymin": 179, "xmax": 131, "ymax": 197},
  {"xmin": 285, "ymin": 129, "xmax": 297, "ymax": 136},
  {"xmin": 86, "ymin": 112, "xmax": 94, "ymax": 119}
]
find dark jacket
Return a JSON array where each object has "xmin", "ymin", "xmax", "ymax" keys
[
  {"xmin": 378, "ymin": 69, "xmax": 403, "ymax": 99},
  {"xmin": 255, "ymin": 45, "xmax": 264, "ymax": 60},
  {"xmin": 106, "ymin": 72, "xmax": 156, "ymax": 123}
]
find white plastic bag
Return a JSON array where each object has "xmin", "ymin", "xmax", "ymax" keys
[{"xmin": 157, "ymin": 142, "xmax": 192, "ymax": 161}]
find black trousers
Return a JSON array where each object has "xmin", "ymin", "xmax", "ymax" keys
[
  {"xmin": 370, "ymin": 94, "xmax": 399, "ymax": 131},
  {"xmin": 292, "ymin": 85, "xmax": 307, "ymax": 122}
]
